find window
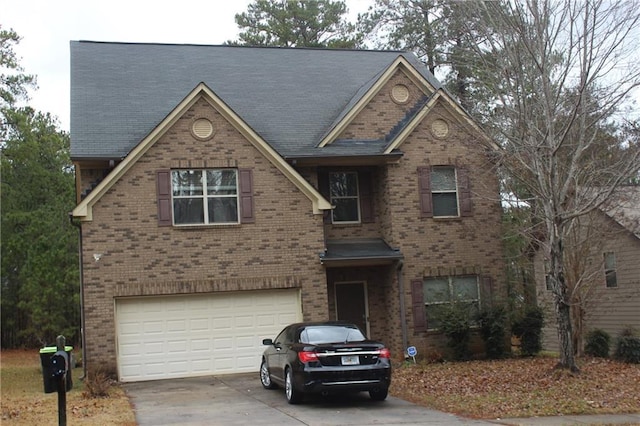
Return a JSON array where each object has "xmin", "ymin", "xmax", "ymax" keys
[
  {"xmin": 431, "ymin": 166, "xmax": 459, "ymax": 216},
  {"xmin": 544, "ymin": 260, "xmax": 553, "ymax": 291},
  {"xmin": 330, "ymin": 172, "xmax": 360, "ymax": 223},
  {"xmin": 417, "ymin": 165, "xmax": 471, "ymax": 218},
  {"xmin": 604, "ymin": 252, "xmax": 617, "ymax": 288},
  {"xmin": 156, "ymin": 168, "xmax": 254, "ymax": 226},
  {"xmin": 317, "ymin": 170, "xmax": 374, "ymax": 224},
  {"xmin": 172, "ymin": 169, "xmax": 238, "ymax": 225},
  {"xmin": 423, "ymin": 275, "xmax": 480, "ymax": 330}
]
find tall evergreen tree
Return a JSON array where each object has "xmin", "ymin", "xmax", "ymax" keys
[
  {"xmin": 357, "ymin": 0, "xmax": 495, "ymax": 112},
  {"xmin": 230, "ymin": 0, "xmax": 361, "ymax": 48},
  {"xmin": 1, "ymin": 27, "xmax": 79, "ymax": 347}
]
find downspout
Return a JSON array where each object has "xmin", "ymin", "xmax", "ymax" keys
[
  {"xmin": 69, "ymin": 213, "xmax": 86, "ymax": 380},
  {"xmin": 396, "ymin": 260, "xmax": 408, "ymax": 355}
]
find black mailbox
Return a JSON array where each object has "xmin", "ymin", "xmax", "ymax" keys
[{"xmin": 40, "ymin": 346, "xmax": 73, "ymax": 393}]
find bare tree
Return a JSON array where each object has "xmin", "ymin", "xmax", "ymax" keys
[{"xmin": 464, "ymin": 0, "xmax": 640, "ymax": 371}]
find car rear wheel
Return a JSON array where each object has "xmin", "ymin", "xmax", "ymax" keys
[
  {"xmin": 260, "ymin": 359, "xmax": 276, "ymax": 389},
  {"xmin": 369, "ymin": 387, "xmax": 388, "ymax": 401},
  {"xmin": 285, "ymin": 368, "xmax": 302, "ymax": 404}
]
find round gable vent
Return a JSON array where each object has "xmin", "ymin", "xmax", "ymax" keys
[
  {"xmin": 192, "ymin": 118, "xmax": 214, "ymax": 140},
  {"xmin": 391, "ymin": 84, "xmax": 410, "ymax": 104}
]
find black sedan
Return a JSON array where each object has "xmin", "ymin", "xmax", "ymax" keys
[{"xmin": 259, "ymin": 322, "xmax": 392, "ymax": 404}]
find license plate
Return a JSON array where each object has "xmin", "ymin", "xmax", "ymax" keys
[{"xmin": 341, "ymin": 355, "xmax": 360, "ymax": 365}]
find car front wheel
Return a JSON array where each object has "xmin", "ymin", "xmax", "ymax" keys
[
  {"xmin": 285, "ymin": 368, "xmax": 302, "ymax": 404},
  {"xmin": 260, "ymin": 359, "xmax": 276, "ymax": 389},
  {"xmin": 369, "ymin": 387, "xmax": 388, "ymax": 401}
]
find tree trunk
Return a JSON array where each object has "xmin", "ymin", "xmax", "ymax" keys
[{"xmin": 549, "ymin": 230, "xmax": 579, "ymax": 372}]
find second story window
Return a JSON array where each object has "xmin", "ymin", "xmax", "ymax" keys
[
  {"xmin": 329, "ymin": 171, "xmax": 360, "ymax": 223},
  {"xmin": 431, "ymin": 166, "xmax": 458, "ymax": 217},
  {"xmin": 417, "ymin": 165, "xmax": 472, "ymax": 218},
  {"xmin": 604, "ymin": 252, "xmax": 617, "ymax": 288},
  {"xmin": 172, "ymin": 169, "xmax": 239, "ymax": 225}
]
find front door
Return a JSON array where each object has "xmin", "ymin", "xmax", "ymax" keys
[{"xmin": 335, "ymin": 281, "xmax": 369, "ymax": 336}]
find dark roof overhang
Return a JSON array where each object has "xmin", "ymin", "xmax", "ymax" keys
[
  {"xmin": 286, "ymin": 152, "xmax": 403, "ymax": 167},
  {"xmin": 320, "ymin": 238, "xmax": 403, "ymax": 267}
]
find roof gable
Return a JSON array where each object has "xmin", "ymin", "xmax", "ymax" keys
[
  {"xmin": 317, "ymin": 56, "xmax": 437, "ymax": 148},
  {"xmin": 384, "ymin": 89, "xmax": 499, "ymax": 153},
  {"xmin": 602, "ymin": 186, "xmax": 640, "ymax": 239},
  {"xmin": 72, "ymin": 83, "xmax": 331, "ymax": 221}
]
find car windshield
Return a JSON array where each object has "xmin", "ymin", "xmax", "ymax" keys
[{"xmin": 299, "ymin": 325, "xmax": 366, "ymax": 344}]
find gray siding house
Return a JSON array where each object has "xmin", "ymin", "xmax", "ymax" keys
[{"xmin": 536, "ymin": 186, "xmax": 640, "ymax": 353}]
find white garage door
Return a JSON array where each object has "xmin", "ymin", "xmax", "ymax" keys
[{"xmin": 115, "ymin": 289, "xmax": 301, "ymax": 382}]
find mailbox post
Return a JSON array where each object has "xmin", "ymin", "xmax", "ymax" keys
[{"xmin": 40, "ymin": 335, "xmax": 72, "ymax": 426}]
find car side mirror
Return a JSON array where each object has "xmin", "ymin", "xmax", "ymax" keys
[{"xmin": 262, "ymin": 338, "xmax": 273, "ymax": 346}]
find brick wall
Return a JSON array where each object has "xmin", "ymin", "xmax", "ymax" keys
[
  {"xmin": 324, "ymin": 70, "xmax": 507, "ymax": 358},
  {"xmin": 80, "ymin": 68, "xmax": 507, "ymax": 370},
  {"xmin": 80, "ymin": 98, "xmax": 327, "ymax": 373}
]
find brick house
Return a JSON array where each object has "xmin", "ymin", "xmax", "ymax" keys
[
  {"xmin": 535, "ymin": 186, "xmax": 640, "ymax": 352},
  {"xmin": 70, "ymin": 41, "xmax": 505, "ymax": 382}
]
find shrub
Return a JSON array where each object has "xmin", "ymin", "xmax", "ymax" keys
[
  {"xmin": 438, "ymin": 303, "xmax": 472, "ymax": 361},
  {"xmin": 512, "ymin": 306, "xmax": 544, "ymax": 356},
  {"xmin": 614, "ymin": 328, "xmax": 640, "ymax": 364},
  {"xmin": 584, "ymin": 329, "xmax": 611, "ymax": 358},
  {"xmin": 478, "ymin": 306, "xmax": 509, "ymax": 359},
  {"xmin": 82, "ymin": 366, "xmax": 112, "ymax": 398}
]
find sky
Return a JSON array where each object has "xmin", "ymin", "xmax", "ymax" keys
[{"xmin": 4, "ymin": 0, "xmax": 373, "ymax": 132}]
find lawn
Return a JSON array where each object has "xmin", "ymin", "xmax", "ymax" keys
[
  {"xmin": 1, "ymin": 349, "xmax": 136, "ymax": 425},
  {"xmin": 2, "ymin": 349, "xmax": 639, "ymax": 424},
  {"xmin": 390, "ymin": 356, "xmax": 640, "ymax": 419}
]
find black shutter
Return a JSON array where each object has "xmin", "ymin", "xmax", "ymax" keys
[
  {"xmin": 411, "ymin": 279, "xmax": 427, "ymax": 332},
  {"xmin": 317, "ymin": 170, "xmax": 332, "ymax": 224},
  {"xmin": 481, "ymin": 275, "xmax": 494, "ymax": 307},
  {"xmin": 417, "ymin": 166, "xmax": 433, "ymax": 218},
  {"xmin": 156, "ymin": 169, "xmax": 172, "ymax": 227},
  {"xmin": 457, "ymin": 167, "xmax": 472, "ymax": 217},
  {"xmin": 359, "ymin": 171, "xmax": 374, "ymax": 223},
  {"xmin": 239, "ymin": 169, "xmax": 255, "ymax": 223}
]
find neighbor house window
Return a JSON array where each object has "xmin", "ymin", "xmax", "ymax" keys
[
  {"xmin": 544, "ymin": 260, "xmax": 553, "ymax": 291},
  {"xmin": 604, "ymin": 252, "xmax": 617, "ymax": 288},
  {"xmin": 329, "ymin": 171, "xmax": 360, "ymax": 223},
  {"xmin": 172, "ymin": 169, "xmax": 239, "ymax": 225},
  {"xmin": 417, "ymin": 165, "xmax": 472, "ymax": 218},
  {"xmin": 423, "ymin": 275, "xmax": 480, "ymax": 330}
]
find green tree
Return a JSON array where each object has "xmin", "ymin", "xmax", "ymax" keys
[
  {"xmin": 0, "ymin": 26, "xmax": 35, "ymax": 107},
  {"xmin": 230, "ymin": 0, "xmax": 361, "ymax": 48},
  {"xmin": 357, "ymin": 0, "xmax": 496, "ymax": 112},
  {"xmin": 1, "ymin": 28, "xmax": 79, "ymax": 347}
]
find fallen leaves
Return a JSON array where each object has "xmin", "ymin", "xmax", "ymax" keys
[
  {"xmin": 1, "ymin": 350, "xmax": 136, "ymax": 425},
  {"xmin": 389, "ymin": 356, "xmax": 640, "ymax": 419}
]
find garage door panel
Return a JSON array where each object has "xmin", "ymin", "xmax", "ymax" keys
[
  {"xmin": 190, "ymin": 339, "xmax": 210, "ymax": 352},
  {"xmin": 143, "ymin": 341, "xmax": 164, "ymax": 355},
  {"xmin": 234, "ymin": 315, "xmax": 254, "ymax": 328},
  {"xmin": 143, "ymin": 320, "xmax": 163, "ymax": 333},
  {"xmin": 190, "ymin": 318, "xmax": 209, "ymax": 331},
  {"xmin": 213, "ymin": 317, "xmax": 232, "ymax": 329},
  {"xmin": 116, "ymin": 289, "xmax": 301, "ymax": 382}
]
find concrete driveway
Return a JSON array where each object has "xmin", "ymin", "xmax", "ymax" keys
[{"xmin": 124, "ymin": 373, "xmax": 496, "ymax": 426}]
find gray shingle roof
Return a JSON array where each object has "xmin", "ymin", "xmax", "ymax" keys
[
  {"xmin": 70, "ymin": 41, "xmax": 441, "ymax": 160},
  {"xmin": 602, "ymin": 186, "xmax": 640, "ymax": 239}
]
